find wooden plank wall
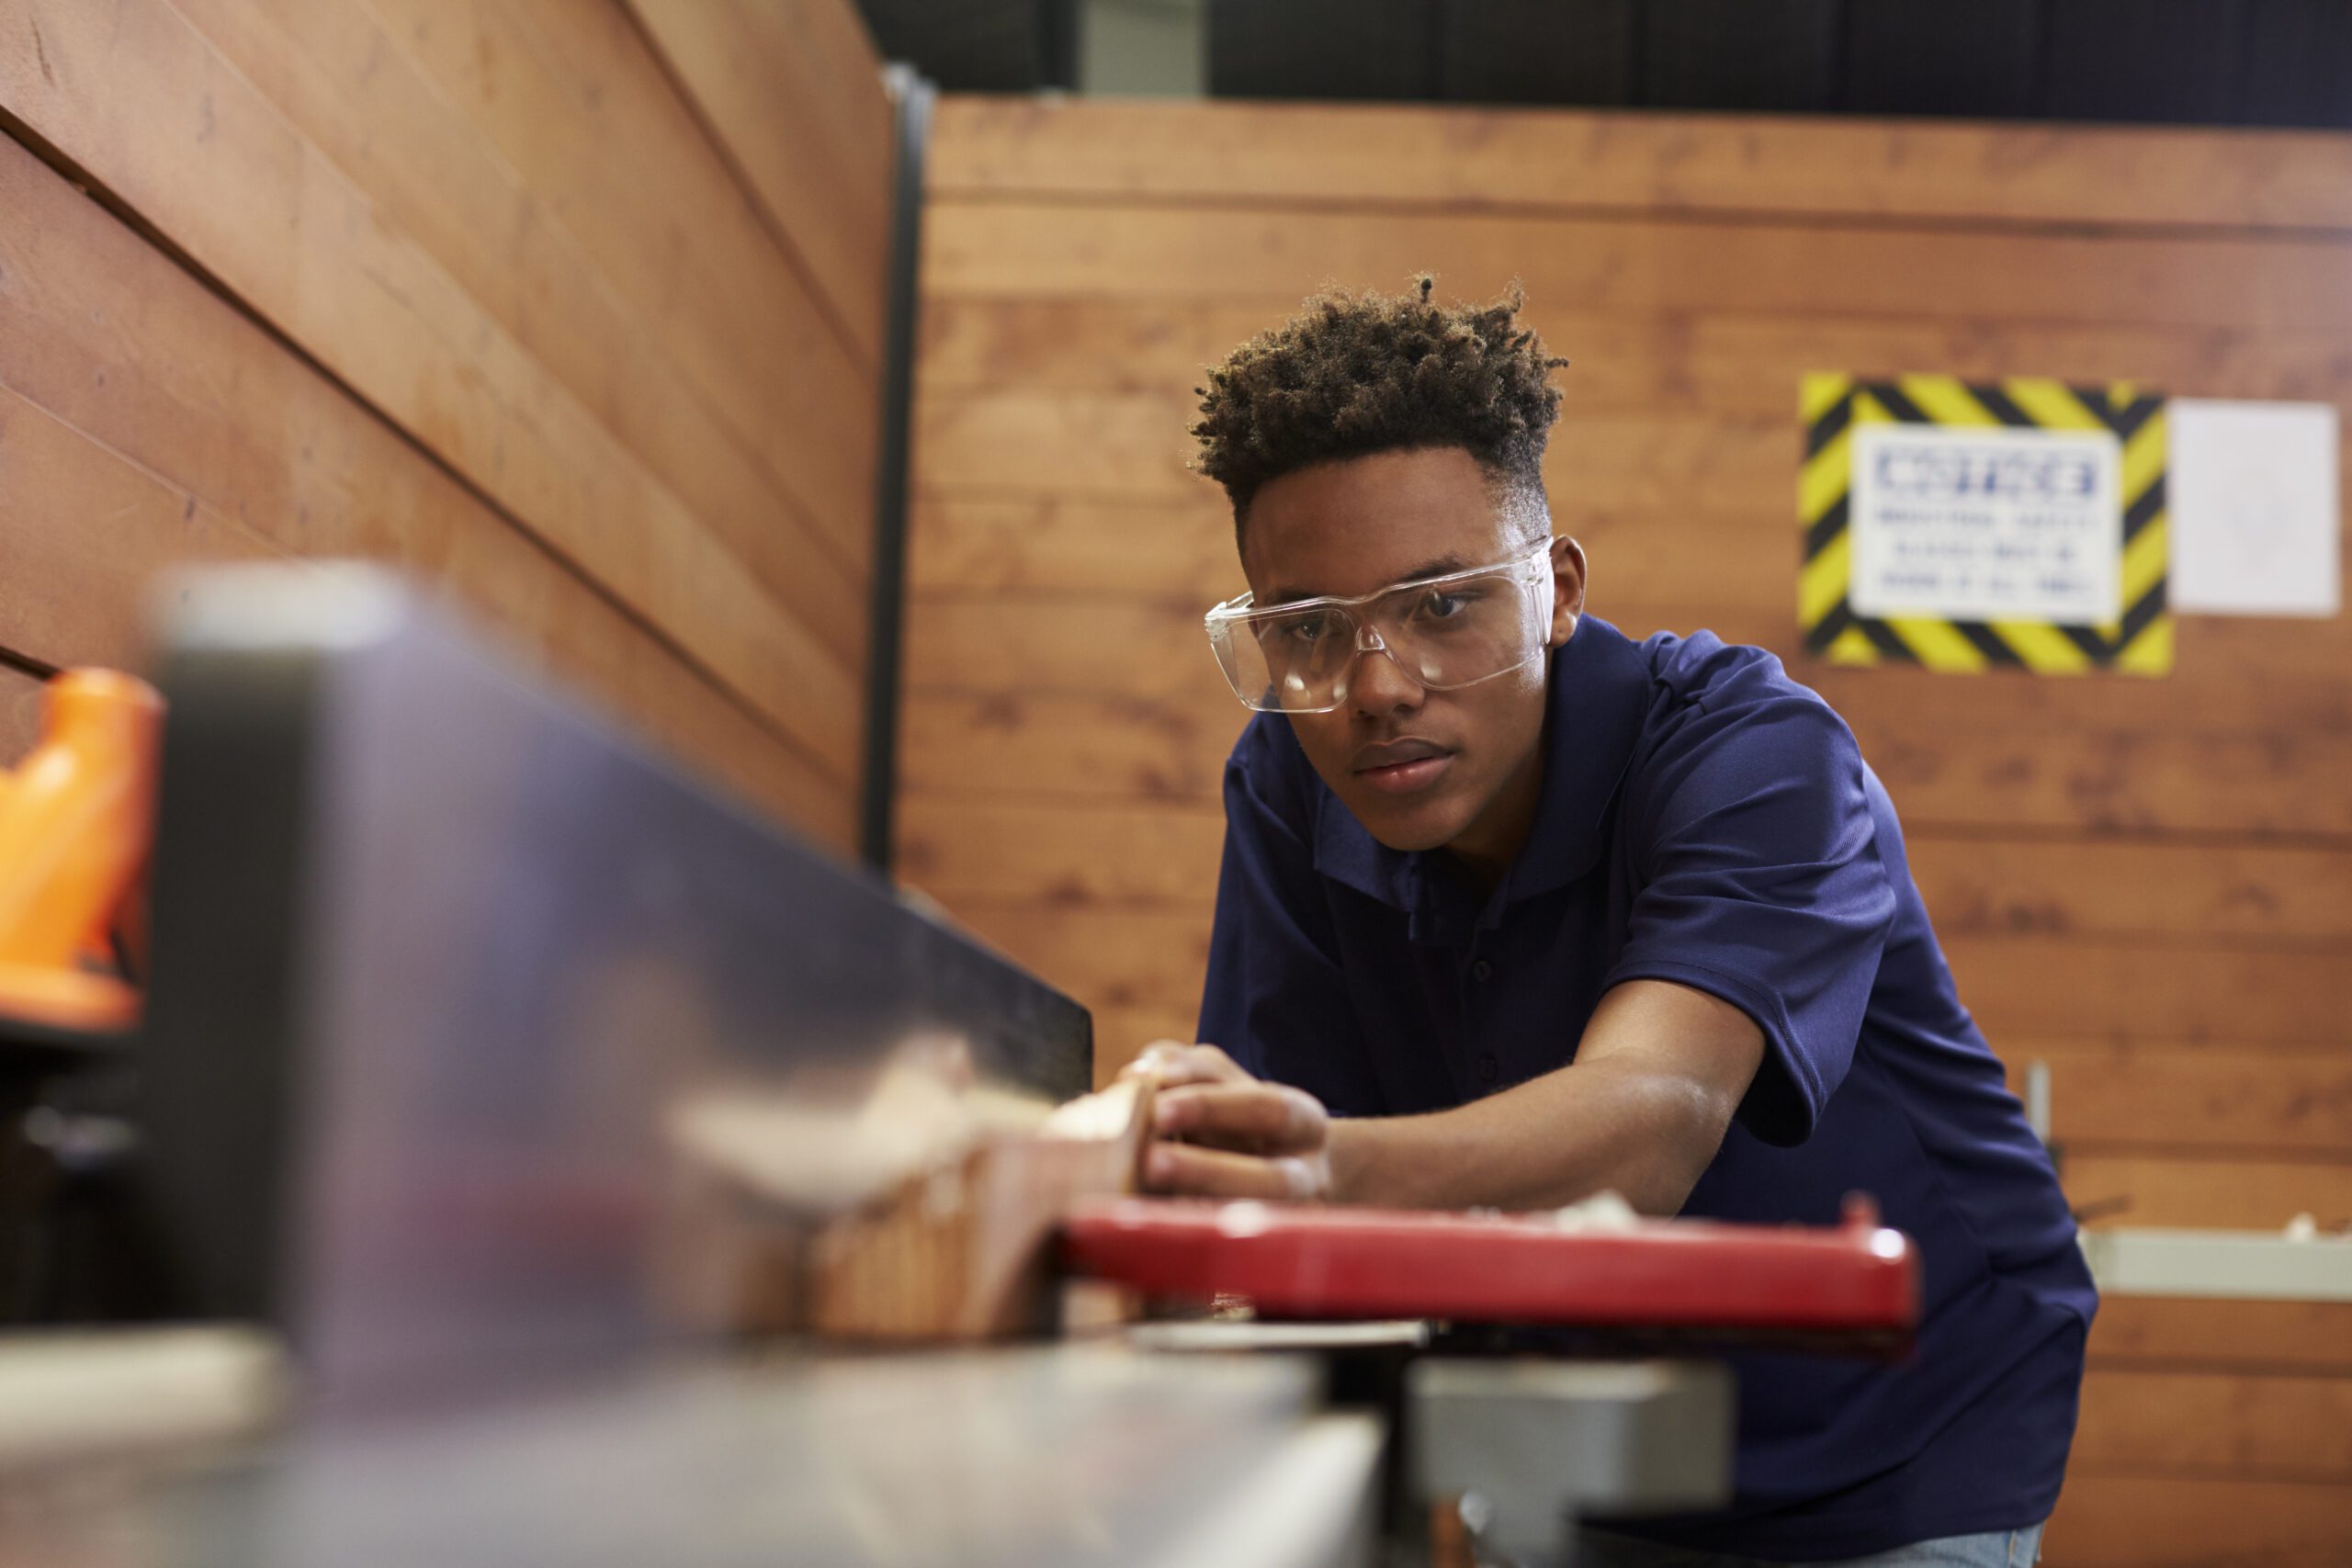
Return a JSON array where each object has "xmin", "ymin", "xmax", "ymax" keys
[
  {"xmin": 905, "ymin": 99, "xmax": 2352, "ymax": 1565},
  {"xmin": 0, "ymin": 0, "xmax": 892, "ymax": 851}
]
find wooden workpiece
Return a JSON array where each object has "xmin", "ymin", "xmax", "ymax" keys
[
  {"xmin": 808, "ymin": 1077, "xmax": 1155, "ymax": 1340},
  {"xmin": 662, "ymin": 1065, "xmax": 1155, "ymax": 1343}
]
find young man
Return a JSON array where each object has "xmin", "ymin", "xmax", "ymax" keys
[{"xmin": 1127, "ymin": 280, "xmax": 2094, "ymax": 1566}]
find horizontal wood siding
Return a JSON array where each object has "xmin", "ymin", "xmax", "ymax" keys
[
  {"xmin": 908, "ymin": 97, "xmax": 2352, "ymax": 1563},
  {"xmin": 0, "ymin": 0, "xmax": 893, "ymax": 848}
]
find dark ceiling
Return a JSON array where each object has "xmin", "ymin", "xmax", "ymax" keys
[{"xmin": 854, "ymin": 0, "xmax": 2352, "ymax": 129}]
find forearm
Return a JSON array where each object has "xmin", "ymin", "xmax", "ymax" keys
[{"xmin": 1325, "ymin": 1055, "xmax": 1736, "ymax": 1215}]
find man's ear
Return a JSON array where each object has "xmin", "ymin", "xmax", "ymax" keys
[{"xmin": 1548, "ymin": 535, "xmax": 1589, "ymax": 647}]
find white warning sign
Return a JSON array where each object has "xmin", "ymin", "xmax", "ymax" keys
[{"xmin": 1847, "ymin": 423, "xmax": 2123, "ymax": 626}]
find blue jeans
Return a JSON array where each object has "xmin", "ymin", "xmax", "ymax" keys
[{"xmin": 1572, "ymin": 1521, "xmax": 2044, "ymax": 1568}]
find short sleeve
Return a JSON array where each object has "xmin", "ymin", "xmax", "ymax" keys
[
  {"xmin": 1600, "ymin": 694, "xmax": 1896, "ymax": 1146},
  {"xmin": 1196, "ymin": 730, "xmax": 1385, "ymax": 1116}
]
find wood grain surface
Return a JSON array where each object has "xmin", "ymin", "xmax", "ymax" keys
[
  {"xmin": 0, "ymin": 0, "xmax": 884, "ymax": 789},
  {"xmin": 906, "ymin": 96, "xmax": 2352, "ymax": 1563},
  {"xmin": 928, "ymin": 97, "xmax": 2352, "ymax": 231},
  {"xmin": 0, "ymin": 0, "xmax": 889, "ymax": 845}
]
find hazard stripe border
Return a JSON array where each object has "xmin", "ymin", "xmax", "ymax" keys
[{"xmin": 1796, "ymin": 375, "xmax": 2172, "ymax": 677}]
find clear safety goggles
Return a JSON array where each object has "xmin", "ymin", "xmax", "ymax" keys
[{"xmin": 1204, "ymin": 545, "xmax": 1556, "ymax": 714}]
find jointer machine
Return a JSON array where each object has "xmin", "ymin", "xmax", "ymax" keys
[{"xmin": 0, "ymin": 568, "xmax": 1917, "ymax": 1568}]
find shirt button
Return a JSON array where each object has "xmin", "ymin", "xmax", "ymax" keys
[
  {"xmin": 1472, "ymin": 960, "xmax": 1494, "ymax": 982},
  {"xmin": 1476, "ymin": 1052, "xmax": 1499, "ymax": 1083}
]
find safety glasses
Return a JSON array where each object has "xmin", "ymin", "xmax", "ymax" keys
[{"xmin": 1204, "ymin": 545, "xmax": 1555, "ymax": 714}]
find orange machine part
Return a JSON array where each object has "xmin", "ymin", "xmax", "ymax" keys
[{"xmin": 0, "ymin": 669, "xmax": 164, "ymax": 1033}]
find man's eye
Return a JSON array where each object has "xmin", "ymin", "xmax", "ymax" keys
[
  {"xmin": 1284, "ymin": 614, "xmax": 1332, "ymax": 645},
  {"xmin": 1418, "ymin": 590, "xmax": 1473, "ymax": 619}
]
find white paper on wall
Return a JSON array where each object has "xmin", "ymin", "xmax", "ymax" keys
[{"xmin": 2167, "ymin": 400, "xmax": 2341, "ymax": 617}]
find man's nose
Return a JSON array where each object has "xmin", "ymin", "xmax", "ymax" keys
[{"xmin": 1347, "ymin": 626, "xmax": 1424, "ymax": 716}]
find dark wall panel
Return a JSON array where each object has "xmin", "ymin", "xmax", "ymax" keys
[
  {"xmin": 1441, "ymin": 0, "xmax": 1635, "ymax": 108},
  {"xmin": 1846, "ymin": 0, "xmax": 2041, "ymax": 118},
  {"xmin": 1210, "ymin": 0, "xmax": 1435, "ymax": 101},
  {"xmin": 858, "ymin": 0, "xmax": 1079, "ymax": 91},
  {"xmin": 2238, "ymin": 0, "xmax": 2352, "ymax": 128},
  {"xmin": 1640, "ymin": 0, "xmax": 1843, "ymax": 113},
  {"xmin": 2042, "ymin": 0, "xmax": 2248, "ymax": 124},
  {"xmin": 1188, "ymin": 0, "xmax": 2352, "ymax": 130}
]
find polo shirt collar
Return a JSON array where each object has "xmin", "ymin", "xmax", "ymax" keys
[{"xmin": 1311, "ymin": 615, "xmax": 1653, "ymax": 941}]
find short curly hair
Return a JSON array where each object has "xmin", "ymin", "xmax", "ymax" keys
[{"xmin": 1190, "ymin": 277, "xmax": 1566, "ymax": 540}]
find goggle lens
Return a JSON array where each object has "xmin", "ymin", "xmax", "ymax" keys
[{"xmin": 1205, "ymin": 547, "xmax": 1555, "ymax": 714}]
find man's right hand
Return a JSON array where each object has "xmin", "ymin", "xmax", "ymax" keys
[{"xmin": 1119, "ymin": 1042, "xmax": 1333, "ymax": 1201}]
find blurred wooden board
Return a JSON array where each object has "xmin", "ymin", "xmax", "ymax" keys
[
  {"xmin": 919, "ymin": 301, "xmax": 2352, "ymax": 404},
  {"xmin": 0, "ymin": 0, "xmax": 864, "ymax": 782},
  {"xmin": 889, "ymin": 899, "xmax": 2352, "ymax": 1052},
  {"xmin": 0, "ymin": 121, "xmax": 849, "ymax": 844},
  {"xmin": 2047, "ymin": 1474, "xmax": 2352, "ymax": 1567},
  {"xmin": 898, "ymin": 691, "xmax": 2352, "ymax": 839},
  {"xmin": 379, "ymin": 0, "xmax": 883, "ymax": 570},
  {"xmin": 2088, "ymin": 1372, "xmax": 2342, "ymax": 1485},
  {"xmin": 165, "ymin": 0, "xmax": 876, "ymax": 654},
  {"xmin": 2064, "ymin": 1159, "xmax": 2352, "ymax": 1233},
  {"xmin": 808, "ymin": 1079, "xmax": 1156, "ymax": 1341},
  {"xmin": 626, "ymin": 0, "xmax": 893, "ymax": 367},
  {"xmin": 2090, "ymin": 1297, "xmax": 2352, "ymax": 1375},
  {"xmin": 928, "ymin": 98, "xmax": 2352, "ymax": 231},
  {"xmin": 899, "ymin": 795, "xmax": 2352, "ymax": 945},
  {"xmin": 927, "ymin": 202, "xmax": 2352, "ymax": 333}
]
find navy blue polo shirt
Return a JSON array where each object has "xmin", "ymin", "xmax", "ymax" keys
[{"xmin": 1197, "ymin": 615, "xmax": 2096, "ymax": 1560}]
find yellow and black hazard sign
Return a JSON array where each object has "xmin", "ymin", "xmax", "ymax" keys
[{"xmin": 1797, "ymin": 374, "xmax": 2171, "ymax": 675}]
